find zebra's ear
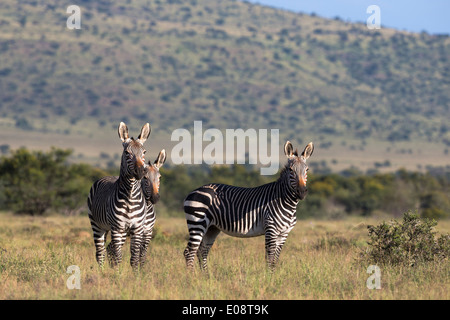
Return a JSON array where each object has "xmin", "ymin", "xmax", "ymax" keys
[
  {"xmin": 154, "ymin": 149, "xmax": 166, "ymax": 169},
  {"xmin": 137, "ymin": 123, "xmax": 151, "ymax": 144},
  {"xmin": 118, "ymin": 122, "xmax": 129, "ymax": 142},
  {"xmin": 284, "ymin": 141, "xmax": 294, "ymax": 158},
  {"xmin": 301, "ymin": 142, "xmax": 314, "ymax": 160}
]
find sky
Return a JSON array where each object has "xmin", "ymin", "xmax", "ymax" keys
[{"xmin": 246, "ymin": 0, "xmax": 450, "ymax": 35}]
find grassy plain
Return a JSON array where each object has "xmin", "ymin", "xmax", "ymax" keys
[{"xmin": 0, "ymin": 212, "xmax": 448, "ymax": 300}]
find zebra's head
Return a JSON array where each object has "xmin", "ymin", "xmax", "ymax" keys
[
  {"xmin": 142, "ymin": 149, "xmax": 166, "ymax": 204},
  {"xmin": 118, "ymin": 122, "xmax": 151, "ymax": 181},
  {"xmin": 283, "ymin": 141, "xmax": 314, "ymax": 200}
]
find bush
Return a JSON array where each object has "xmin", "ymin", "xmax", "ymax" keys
[
  {"xmin": 0, "ymin": 148, "xmax": 107, "ymax": 216},
  {"xmin": 361, "ymin": 211, "xmax": 450, "ymax": 266},
  {"xmin": 420, "ymin": 191, "xmax": 450, "ymax": 219}
]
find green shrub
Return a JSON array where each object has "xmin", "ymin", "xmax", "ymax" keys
[
  {"xmin": 420, "ymin": 191, "xmax": 450, "ymax": 219},
  {"xmin": 0, "ymin": 148, "xmax": 107, "ymax": 216},
  {"xmin": 361, "ymin": 211, "xmax": 450, "ymax": 266}
]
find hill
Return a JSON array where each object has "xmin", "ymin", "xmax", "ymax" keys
[{"xmin": 0, "ymin": 0, "xmax": 449, "ymax": 171}]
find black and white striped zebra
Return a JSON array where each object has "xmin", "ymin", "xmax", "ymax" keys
[
  {"xmin": 183, "ymin": 141, "xmax": 314, "ymax": 271},
  {"xmin": 87, "ymin": 122, "xmax": 151, "ymax": 269},
  {"xmin": 139, "ymin": 149, "xmax": 166, "ymax": 265}
]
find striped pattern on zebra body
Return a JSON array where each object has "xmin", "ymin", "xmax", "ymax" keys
[
  {"xmin": 87, "ymin": 122, "xmax": 151, "ymax": 269},
  {"xmin": 140, "ymin": 149, "xmax": 166, "ymax": 264},
  {"xmin": 183, "ymin": 141, "xmax": 314, "ymax": 271}
]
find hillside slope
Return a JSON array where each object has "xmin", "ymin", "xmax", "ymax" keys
[{"xmin": 0, "ymin": 0, "xmax": 449, "ymax": 170}]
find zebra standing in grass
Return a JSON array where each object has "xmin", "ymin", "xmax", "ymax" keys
[
  {"xmin": 183, "ymin": 141, "xmax": 314, "ymax": 271},
  {"xmin": 139, "ymin": 149, "xmax": 166, "ymax": 266},
  {"xmin": 87, "ymin": 122, "xmax": 151, "ymax": 269}
]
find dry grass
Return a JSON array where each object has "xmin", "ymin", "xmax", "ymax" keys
[{"xmin": 0, "ymin": 212, "xmax": 448, "ymax": 300}]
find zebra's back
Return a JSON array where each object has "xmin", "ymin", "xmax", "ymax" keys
[
  {"xmin": 184, "ymin": 183, "xmax": 273, "ymax": 238},
  {"xmin": 88, "ymin": 176, "xmax": 119, "ymax": 231}
]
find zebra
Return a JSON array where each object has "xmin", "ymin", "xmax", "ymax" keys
[
  {"xmin": 139, "ymin": 149, "xmax": 166, "ymax": 266},
  {"xmin": 183, "ymin": 141, "xmax": 314, "ymax": 271},
  {"xmin": 87, "ymin": 122, "xmax": 151, "ymax": 269}
]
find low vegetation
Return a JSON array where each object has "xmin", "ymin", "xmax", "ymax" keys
[
  {"xmin": 0, "ymin": 148, "xmax": 449, "ymax": 220},
  {"xmin": 0, "ymin": 212, "xmax": 448, "ymax": 299},
  {"xmin": 361, "ymin": 211, "xmax": 450, "ymax": 266},
  {"xmin": 0, "ymin": 148, "xmax": 107, "ymax": 215},
  {"xmin": 0, "ymin": 148, "xmax": 447, "ymax": 299}
]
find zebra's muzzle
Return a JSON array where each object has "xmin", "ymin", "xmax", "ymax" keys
[
  {"xmin": 134, "ymin": 158, "xmax": 146, "ymax": 180},
  {"xmin": 298, "ymin": 187, "xmax": 308, "ymax": 200},
  {"xmin": 149, "ymin": 192, "xmax": 160, "ymax": 204}
]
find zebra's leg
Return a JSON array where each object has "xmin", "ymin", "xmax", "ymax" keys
[
  {"xmin": 184, "ymin": 227, "xmax": 206, "ymax": 270},
  {"xmin": 129, "ymin": 229, "xmax": 144, "ymax": 270},
  {"xmin": 106, "ymin": 241, "xmax": 115, "ymax": 266},
  {"xmin": 265, "ymin": 231, "xmax": 289, "ymax": 271},
  {"xmin": 271, "ymin": 233, "xmax": 289, "ymax": 269},
  {"xmin": 264, "ymin": 232, "xmax": 276, "ymax": 271},
  {"xmin": 90, "ymin": 221, "xmax": 107, "ymax": 267},
  {"xmin": 140, "ymin": 212, "xmax": 155, "ymax": 268},
  {"xmin": 139, "ymin": 231, "xmax": 153, "ymax": 268},
  {"xmin": 94, "ymin": 232, "xmax": 107, "ymax": 267},
  {"xmin": 109, "ymin": 229, "xmax": 127, "ymax": 267},
  {"xmin": 197, "ymin": 226, "xmax": 221, "ymax": 272}
]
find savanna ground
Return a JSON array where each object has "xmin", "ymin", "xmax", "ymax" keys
[{"xmin": 0, "ymin": 212, "xmax": 448, "ymax": 300}]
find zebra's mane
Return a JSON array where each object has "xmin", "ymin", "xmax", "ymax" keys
[{"xmin": 277, "ymin": 161, "xmax": 292, "ymax": 182}]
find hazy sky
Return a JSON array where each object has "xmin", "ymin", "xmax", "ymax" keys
[{"xmin": 246, "ymin": 0, "xmax": 450, "ymax": 35}]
